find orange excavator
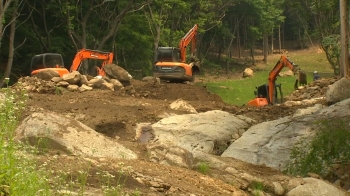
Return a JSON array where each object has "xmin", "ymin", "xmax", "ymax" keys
[
  {"xmin": 30, "ymin": 49, "xmax": 114, "ymax": 77},
  {"xmin": 69, "ymin": 48, "xmax": 114, "ymax": 76},
  {"xmin": 247, "ymin": 55, "xmax": 299, "ymax": 106},
  {"xmin": 154, "ymin": 24, "xmax": 200, "ymax": 82}
]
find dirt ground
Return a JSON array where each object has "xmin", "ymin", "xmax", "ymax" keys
[
  {"xmin": 15, "ymin": 48, "xmax": 339, "ymax": 195},
  {"xmin": 18, "ymin": 73, "xmax": 332, "ymax": 196}
]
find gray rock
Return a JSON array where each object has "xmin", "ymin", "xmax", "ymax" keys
[
  {"xmin": 286, "ymin": 178, "xmax": 348, "ymax": 196},
  {"xmin": 221, "ymin": 100, "xmax": 350, "ymax": 171},
  {"xmin": 169, "ymin": 99, "xmax": 198, "ymax": 113},
  {"xmin": 51, "ymin": 76, "xmax": 63, "ymax": 83},
  {"xmin": 15, "ymin": 112, "xmax": 137, "ymax": 159},
  {"xmin": 243, "ymin": 68, "xmax": 254, "ymax": 78},
  {"xmin": 62, "ymin": 71, "xmax": 81, "ymax": 84},
  {"xmin": 67, "ymin": 84, "xmax": 79, "ymax": 91},
  {"xmin": 78, "ymin": 84, "xmax": 93, "ymax": 92},
  {"xmin": 87, "ymin": 78, "xmax": 104, "ymax": 88},
  {"xmin": 103, "ymin": 64, "xmax": 132, "ymax": 82},
  {"xmin": 110, "ymin": 79, "xmax": 124, "ymax": 90},
  {"xmin": 326, "ymin": 77, "xmax": 350, "ymax": 105},
  {"xmin": 79, "ymin": 75, "xmax": 89, "ymax": 85},
  {"xmin": 34, "ymin": 69, "xmax": 60, "ymax": 81},
  {"xmin": 151, "ymin": 110, "xmax": 254, "ymax": 154}
]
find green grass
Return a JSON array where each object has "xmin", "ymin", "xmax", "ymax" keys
[
  {"xmin": 204, "ymin": 51, "xmax": 332, "ymax": 106},
  {"xmin": 0, "ymin": 80, "xmax": 51, "ymax": 196},
  {"xmin": 205, "ymin": 71, "xmax": 313, "ymax": 106}
]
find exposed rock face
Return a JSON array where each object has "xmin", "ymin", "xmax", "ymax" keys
[
  {"xmin": 15, "ymin": 111, "xmax": 138, "ymax": 159},
  {"xmin": 222, "ymin": 98, "xmax": 350, "ymax": 171},
  {"xmin": 151, "ymin": 110, "xmax": 254, "ymax": 154},
  {"xmin": 326, "ymin": 77, "xmax": 350, "ymax": 105}
]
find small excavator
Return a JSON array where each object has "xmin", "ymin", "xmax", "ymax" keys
[
  {"xmin": 154, "ymin": 24, "xmax": 200, "ymax": 82},
  {"xmin": 30, "ymin": 49, "xmax": 114, "ymax": 77},
  {"xmin": 247, "ymin": 55, "xmax": 300, "ymax": 107}
]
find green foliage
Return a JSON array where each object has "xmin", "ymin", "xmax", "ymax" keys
[
  {"xmin": 322, "ymin": 35, "xmax": 340, "ymax": 75},
  {"xmin": 197, "ymin": 162, "xmax": 210, "ymax": 174},
  {"xmin": 0, "ymin": 82, "xmax": 51, "ymax": 196},
  {"xmin": 285, "ymin": 119, "xmax": 350, "ymax": 177},
  {"xmin": 251, "ymin": 181, "xmax": 265, "ymax": 196}
]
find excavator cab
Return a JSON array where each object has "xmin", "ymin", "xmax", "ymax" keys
[
  {"xmin": 30, "ymin": 53, "xmax": 69, "ymax": 77},
  {"xmin": 251, "ymin": 83, "xmax": 284, "ymax": 106},
  {"xmin": 156, "ymin": 47, "xmax": 181, "ymax": 63}
]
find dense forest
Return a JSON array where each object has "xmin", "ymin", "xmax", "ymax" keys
[{"xmin": 0, "ymin": 0, "xmax": 344, "ymax": 85}]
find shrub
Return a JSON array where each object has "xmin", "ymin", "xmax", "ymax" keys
[{"xmin": 285, "ymin": 119, "xmax": 350, "ymax": 176}]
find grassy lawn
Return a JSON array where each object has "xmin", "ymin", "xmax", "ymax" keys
[{"xmin": 203, "ymin": 49, "xmax": 333, "ymax": 106}]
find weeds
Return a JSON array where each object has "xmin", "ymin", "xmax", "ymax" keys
[
  {"xmin": 251, "ymin": 181, "xmax": 265, "ymax": 196},
  {"xmin": 0, "ymin": 78, "xmax": 51, "ymax": 196},
  {"xmin": 197, "ymin": 162, "xmax": 210, "ymax": 174},
  {"xmin": 285, "ymin": 119, "xmax": 350, "ymax": 176}
]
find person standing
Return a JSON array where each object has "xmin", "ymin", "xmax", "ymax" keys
[{"xmin": 313, "ymin": 71, "xmax": 321, "ymax": 81}]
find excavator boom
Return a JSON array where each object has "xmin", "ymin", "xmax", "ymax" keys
[
  {"xmin": 70, "ymin": 48, "xmax": 114, "ymax": 76},
  {"xmin": 179, "ymin": 24, "xmax": 198, "ymax": 63},
  {"xmin": 267, "ymin": 56, "xmax": 298, "ymax": 104}
]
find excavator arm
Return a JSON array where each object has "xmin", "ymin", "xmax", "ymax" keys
[
  {"xmin": 179, "ymin": 24, "xmax": 198, "ymax": 63},
  {"xmin": 70, "ymin": 48, "xmax": 114, "ymax": 76},
  {"xmin": 267, "ymin": 55, "xmax": 298, "ymax": 104}
]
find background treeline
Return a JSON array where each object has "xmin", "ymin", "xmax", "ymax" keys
[{"xmin": 0, "ymin": 0, "xmax": 344, "ymax": 84}]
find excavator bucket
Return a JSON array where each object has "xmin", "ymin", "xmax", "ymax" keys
[{"xmin": 247, "ymin": 98, "xmax": 268, "ymax": 107}]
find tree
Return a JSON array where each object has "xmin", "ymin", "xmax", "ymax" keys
[{"xmin": 0, "ymin": 0, "xmax": 21, "ymax": 88}]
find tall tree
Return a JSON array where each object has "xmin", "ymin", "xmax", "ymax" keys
[{"xmin": 0, "ymin": 0, "xmax": 20, "ymax": 88}]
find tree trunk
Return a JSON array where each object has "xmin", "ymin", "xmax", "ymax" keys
[
  {"xmin": 278, "ymin": 25, "xmax": 282, "ymax": 54},
  {"xmin": 340, "ymin": 0, "xmax": 349, "ymax": 77},
  {"xmin": 271, "ymin": 27, "xmax": 274, "ymax": 54},
  {"xmin": 263, "ymin": 32, "xmax": 268, "ymax": 63},
  {"xmin": 0, "ymin": 1, "xmax": 18, "ymax": 88},
  {"xmin": 153, "ymin": 26, "xmax": 161, "ymax": 69}
]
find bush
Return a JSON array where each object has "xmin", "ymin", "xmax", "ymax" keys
[{"xmin": 285, "ymin": 119, "xmax": 350, "ymax": 176}]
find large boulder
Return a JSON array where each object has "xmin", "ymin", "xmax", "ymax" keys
[
  {"xmin": 286, "ymin": 178, "xmax": 348, "ymax": 196},
  {"xmin": 103, "ymin": 64, "xmax": 132, "ymax": 82},
  {"xmin": 15, "ymin": 111, "xmax": 137, "ymax": 159},
  {"xmin": 243, "ymin": 68, "xmax": 254, "ymax": 78},
  {"xmin": 169, "ymin": 99, "xmax": 198, "ymax": 114},
  {"xmin": 62, "ymin": 71, "xmax": 81, "ymax": 85},
  {"xmin": 221, "ymin": 99, "xmax": 350, "ymax": 170},
  {"xmin": 326, "ymin": 77, "xmax": 350, "ymax": 105},
  {"xmin": 149, "ymin": 110, "xmax": 254, "ymax": 154},
  {"xmin": 34, "ymin": 69, "xmax": 60, "ymax": 81}
]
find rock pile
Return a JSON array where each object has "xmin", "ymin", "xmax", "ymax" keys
[
  {"xmin": 13, "ymin": 64, "xmax": 132, "ymax": 94},
  {"xmin": 285, "ymin": 77, "xmax": 339, "ymax": 101}
]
